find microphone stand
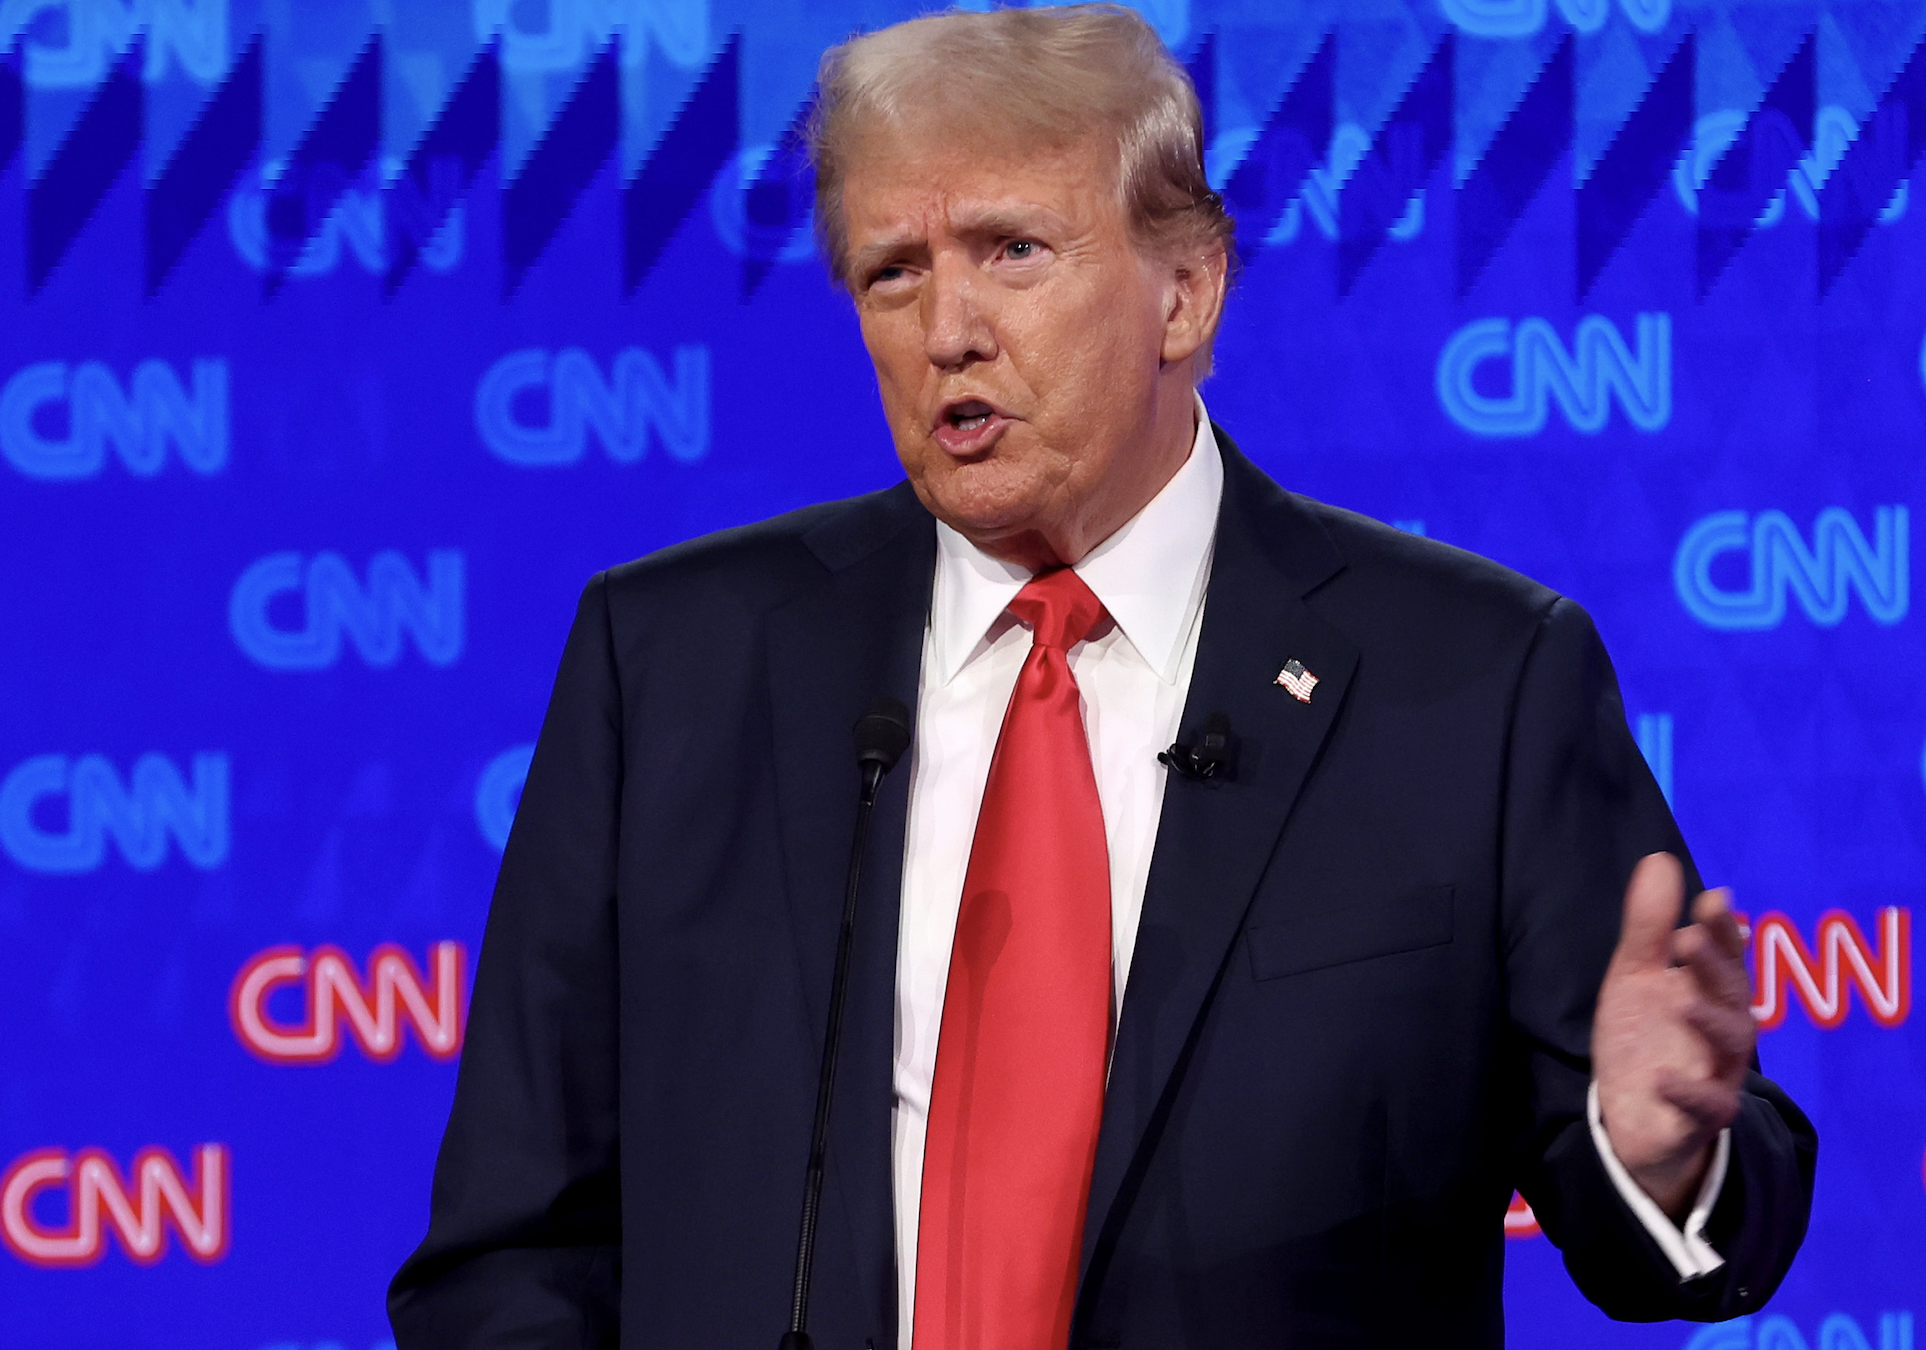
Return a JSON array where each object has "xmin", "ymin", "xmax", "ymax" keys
[{"xmin": 781, "ymin": 699, "xmax": 911, "ymax": 1350}]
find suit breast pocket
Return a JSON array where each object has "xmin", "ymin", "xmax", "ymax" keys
[{"xmin": 1246, "ymin": 885, "xmax": 1456, "ymax": 981}]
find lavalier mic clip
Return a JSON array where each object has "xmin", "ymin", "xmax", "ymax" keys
[{"xmin": 1159, "ymin": 710, "xmax": 1235, "ymax": 781}]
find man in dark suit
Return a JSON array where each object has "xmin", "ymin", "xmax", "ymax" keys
[{"xmin": 390, "ymin": 7, "xmax": 1814, "ymax": 1347}]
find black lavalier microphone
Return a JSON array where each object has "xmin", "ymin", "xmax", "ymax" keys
[
  {"xmin": 1159, "ymin": 710, "xmax": 1235, "ymax": 781},
  {"xmin": 780, "ymin": 697, "xmax": 913, "ymax": 1350}
]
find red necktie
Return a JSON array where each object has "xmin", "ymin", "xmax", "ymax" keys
[{"xmin": 914, "ymin": 567, "xmax": 1113, "ymax": 1350}]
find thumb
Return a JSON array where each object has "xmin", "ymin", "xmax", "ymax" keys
[{"xmin": 1612, "ymin": 852, "xmax": 1686, "ymax": 974}]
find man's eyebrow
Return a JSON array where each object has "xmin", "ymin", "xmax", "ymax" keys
[
  {"xmin": 850, "ymin": 234, "xmax": 921, "ymax": 277},
  {"xmin": 847, "ymin": 203, "xmax": 1075, "ymax": 277},
  {"xmin": 948, "ymin": 203, "xmax": 1071, "ymax": 238}
]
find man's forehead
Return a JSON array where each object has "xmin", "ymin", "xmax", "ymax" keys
[{"xmin": 842, "ymin": 139, "xmax": 1113, "ymax": 245}]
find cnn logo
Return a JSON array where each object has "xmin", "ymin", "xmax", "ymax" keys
[
  {"xmin": 229, "ymin": 942, "xmax": 466, "ymax": 1064},
  {"xmin": 1749, "ymin": 907, "xmax": 1910, "ymax": 1031},
  {"xmin": 1, "ymin": 1144, "xmax": 228, "ymax": 1267}
]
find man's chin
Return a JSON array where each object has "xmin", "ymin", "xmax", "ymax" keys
[
  {"xmin": 898, "ymin": 453, "xmax": 1069, "ymax": 552},
  {"xmin": 915, "ymin": 483, "xmax": 1044, "ymax": 542}
]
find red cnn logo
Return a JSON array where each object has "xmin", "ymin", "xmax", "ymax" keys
[
  {"xmin": 229, "ymin": 942, "xmax": 466, "ymax": 1064},
  {"xmin": 1749, "ymin": 907, "xmax": 1911, "ymax": 1031},
  {"xmin": 1, "ymin": 1144, "xmax": 229, "ymax": 1268}
]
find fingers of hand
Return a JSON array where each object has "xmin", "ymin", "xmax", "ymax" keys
[
  {"xmin": 1672, "ymin": 921, "xmax": 1754, "ymax": 1011},
  {"xmin": 1614, "ymin": 852, "xmax": 1686, "ymax": 974},
  {"xmin": 1597, "ymin": 860, "xmax": 1757, "ymax": 1153},
  {"xmin": 1595, "ymin": 954, "xmax": 1752, "ymax": 1165},
  {"xmin": 1679, "ymin": 995, "xmax": 1756, "ymax": 1079},
  {"xmin": 1646, "ymin": 959, "xmax": 1753, "ymax": 1076},
  {"xmin": 1691, "ymin": 887, "xmax": 1747, "ymax": 960}
]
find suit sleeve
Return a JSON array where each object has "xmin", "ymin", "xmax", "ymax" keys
[
  {"xmin": 388, "ymin": 573, "xmax": 625, "ymax": 1348},
  {"xmin": 1501, "ymin": 597, "xmax": 1817, "ymax": 1321}
]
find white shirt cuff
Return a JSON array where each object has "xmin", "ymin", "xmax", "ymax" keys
[{"xmin": 1586, "ymin": 1080, "xmax": 1730, "ymax": 1280}]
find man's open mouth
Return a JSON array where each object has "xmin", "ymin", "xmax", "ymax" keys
[{"xmin": 944, "ymin": 399, "xmax": 997, "ymax": 432}]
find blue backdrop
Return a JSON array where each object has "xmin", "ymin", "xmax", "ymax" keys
[{"xmin": 0, "ymin": 1, "xmax": 1919, "ymax": 1346}]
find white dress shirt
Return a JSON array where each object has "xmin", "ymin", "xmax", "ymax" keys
[{"xmin": 889, "ymin": 398, "xmax": 1727, "ymax": 1346}]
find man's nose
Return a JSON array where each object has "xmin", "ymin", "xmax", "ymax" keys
[{"xmin": 921, "ymin": 256, "xmax": 998, "ymax": 370}]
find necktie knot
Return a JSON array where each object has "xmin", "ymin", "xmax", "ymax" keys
[{"xmin": 1008, "ymin": 567, "xmax": 1107, "ymax": 652}]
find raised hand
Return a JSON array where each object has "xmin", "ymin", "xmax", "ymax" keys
[{"xmin": 1592, "ymin": 852, "xmax": 1755, "ymax": 1220}]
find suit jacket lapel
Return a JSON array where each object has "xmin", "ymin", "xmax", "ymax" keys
[
  {"xmin": 1080, "ymin": 436, "xmax": 1361, "ymax": 1283},
  {"xmin": 766, "ymin": 482, "xmax": 935, "ymax": 1345}
]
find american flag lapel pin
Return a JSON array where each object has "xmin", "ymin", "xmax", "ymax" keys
[{"xmin": 1275, "ymin": 658, "xmax": 1318, "ymax": 703}]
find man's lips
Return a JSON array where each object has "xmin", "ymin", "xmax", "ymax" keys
[{"xmin": 932, "ymin": 397, "xmax": 1015, "ymax": 456}]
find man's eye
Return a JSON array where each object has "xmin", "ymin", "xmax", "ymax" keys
[{"xmin": 1005, "ymin": 240, "xmax": 1037, "ymax": 260}]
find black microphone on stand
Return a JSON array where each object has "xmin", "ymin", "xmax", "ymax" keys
[{"xmin": 780, "ymin": 697, "xmax": 913, "ymax": 1350}]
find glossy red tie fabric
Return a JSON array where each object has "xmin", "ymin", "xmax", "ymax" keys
[{"xmin": 914, "ymin": 566, "xmax": 1113, "ymax": 1350}]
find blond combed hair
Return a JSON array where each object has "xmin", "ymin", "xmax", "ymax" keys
[{"xmin": 808, "ymin": 4, "xmax": 1236, "ymax": 290}]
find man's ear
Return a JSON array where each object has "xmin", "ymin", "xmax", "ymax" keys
[{"xmin": 1161, "ymin": 241, "xmax": 1229, "ymax": 365}]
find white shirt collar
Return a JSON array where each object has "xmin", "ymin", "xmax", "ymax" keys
[{"xmin": 929, "ymin": 393, "xmax": 1224, "ymax": 686}]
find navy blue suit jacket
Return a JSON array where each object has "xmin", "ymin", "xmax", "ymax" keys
[{"xmin": 390, "ymin": 435, "xmax": 1815, "ymax": 1348}]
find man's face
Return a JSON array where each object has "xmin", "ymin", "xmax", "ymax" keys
[{"xmin": 842, "ymin": 128, "xmax": 1213, "ymax": 567}]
